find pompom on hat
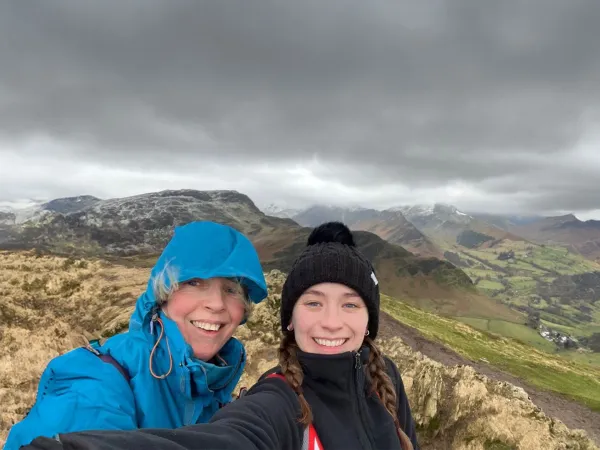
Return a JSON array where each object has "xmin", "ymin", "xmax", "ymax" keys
[{"xmin": 280, "ymin": 221, "xmax": 381, "ymax": 339}]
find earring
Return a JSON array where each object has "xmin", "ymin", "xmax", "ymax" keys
[
  {"xmin": 287, "ymin": 324, "xmax": 293, "ymax": 331},
  {"xmin": 365, "ymin": 330, "xmax": 370, "ymax": 336}
]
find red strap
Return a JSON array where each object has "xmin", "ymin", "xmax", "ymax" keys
[
  {"xmin": 307, "ymin": 423, "xmax": 323, "ymax": 450},
  {"xmin": 265, "ymin": 373, "xmax": 323, "ymax": 450},
  {"xmin": 266, "ymin": 373, "xmax": 286, "ymax": 381}
]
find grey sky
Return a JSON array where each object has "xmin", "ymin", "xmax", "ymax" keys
[{"xmin": 1, "ymin": 0, "xmax": 600, "ymax": 217}]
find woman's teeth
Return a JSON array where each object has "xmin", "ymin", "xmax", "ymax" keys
[
  {"xmin": 314, "ymin": 338, "xmax": 347, "ymax": 347},
  {"xmin": 191, "ymin": 321, "xmax": 221, "ymax": 331}
]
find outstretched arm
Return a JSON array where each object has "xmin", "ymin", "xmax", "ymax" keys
[
  {"xmin": 5, "ymin": 348, "xmax": 137, "ymax": 450},
  {"xmin": 23, "ymin": 377, "xmax": 304, "ymax": 450}
]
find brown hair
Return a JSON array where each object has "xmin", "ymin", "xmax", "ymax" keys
[{"xmin": 278, "ymin": 333, "xmax": 414, "ymax": 450}]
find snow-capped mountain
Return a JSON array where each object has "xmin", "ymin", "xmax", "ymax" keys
[
  {"xmin": 0, "ymin": 196, "xmax": 101, "ymax": 224},
  {"xmin": 0, "ymin": 189, "xmax": 296, "ymax": 254},
  {"xmin": 388, "ymin": 203, "xmax": 527, "ymax": 246},
  {"xmin": 260, "ymin": 203, "xmax": 303, "ymax": 219},
  {"xmin": 389, "ymin": 203, "xmax": 473, "ymax": 231}
]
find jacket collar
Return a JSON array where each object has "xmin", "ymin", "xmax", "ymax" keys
[
  {"xmin": 296, "ymin": 345, "xmax": 370, "ymax": 391},
  {"xmin": 156, "ymin": 311, "xmax": 246, "ymax": 403}
]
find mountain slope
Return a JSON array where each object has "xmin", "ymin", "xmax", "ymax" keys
[
  {"xmin": 0, "ymin": 212, "xmax": 17, "ymax": 247},
  {"xmin": 253, "ymin": 218, "xmax": 521, "ymax": 323},
  {"xmin": 293, "ymin": 205, "xmax": 442, "ymax": 257},
  {"xmin": 42, "ymin": 195, "xmax": 101, "ymax": 214},
  {"xmin": 394, "ymin": 203, "xmax": 524, "ymax": 244},
  {"xmin": 510, "ymin": 215, "xmax": 600, "ymax": 263},
  {"xmin": 469, "ymin": 212, "xmax": 545, "ymax": 230}
]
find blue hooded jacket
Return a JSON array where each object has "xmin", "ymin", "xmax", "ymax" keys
[{"xmin": 4, "ymin": 221, "xmax": 268, "ymax": 450}]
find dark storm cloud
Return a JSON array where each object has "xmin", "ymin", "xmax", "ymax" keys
[{"xmin": 1, "ymin": 0, "xmax": 600, "ymax": 213}]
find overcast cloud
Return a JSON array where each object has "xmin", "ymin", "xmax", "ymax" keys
[{"xmin": 1, "ymin": 0, "xmax": 600, "ymax": 217}]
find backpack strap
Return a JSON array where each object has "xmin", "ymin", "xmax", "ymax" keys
[
  {"xmin": 265, "ymin": 373, "xmax": 324, "ymax": 450},
  {"xmin": 82, "ymin": 342, "xmax": 131, "ymax": 383}
]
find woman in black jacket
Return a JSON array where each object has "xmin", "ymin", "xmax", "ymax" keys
[{"xmin": 24, "ymin": 222, "xmax": 419, "ymax": 450}]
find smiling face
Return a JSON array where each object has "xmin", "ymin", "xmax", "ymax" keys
[
  {"xmin": 290, "ymin": 282, "xmax": 369, "ymax": 355},
  {"xmin": 162, "ymin": 277, "xmax": 247, "ymax": 361}
]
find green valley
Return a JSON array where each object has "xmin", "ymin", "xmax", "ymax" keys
[{"xmin": 440, "ymin": 238, "xmax": 600, "ymax": 344}]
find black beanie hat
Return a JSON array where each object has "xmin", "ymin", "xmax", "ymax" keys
[{"xmin": 281, "ymin": 221, "xmax": 380, "ymax": 340}]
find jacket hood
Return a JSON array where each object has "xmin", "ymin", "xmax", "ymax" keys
[{"xmin": 129, "ymin": 221, "xmax": 268, "ymax": 333}]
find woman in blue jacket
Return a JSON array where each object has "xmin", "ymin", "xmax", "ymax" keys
[{"xmin": 4, "ymin": 221, "xmax": 268, "ymax": 450}]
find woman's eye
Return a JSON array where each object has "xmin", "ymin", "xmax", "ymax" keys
[
  {"xmin": 305, "ymin": 301, "xmax": 321, "ymax": 307},
  {"xmin": 343, "ymin": 303, "xmax": 359, "ymax": 309},
  {"xmin": 187, "ymin": 279, "xmax": 207, "ymax": 288}
]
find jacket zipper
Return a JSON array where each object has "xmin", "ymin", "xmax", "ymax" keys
[
  {"xmin": 188, "ymin": 349, "xmax": 245, "ymax": 424},
  {"xmin": 353, "ymin": 351, "xmax": 375, "ymax": 450},
  {"xmin": 212, "ymin": 348, "xmax": 245, "ymax": 390}
]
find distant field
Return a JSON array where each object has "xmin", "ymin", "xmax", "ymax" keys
[
  {"xmin": 509, "ymin": 276, "xmax": 537, "ymax": 291},
  {"xmin": 456, "ymin": 317, "xmax": 556, "ymax": 352},
  {"xmin": 445, "ymin": 239, "xmax": 600, "ymax": 336},
  {"xmin": 477, "ymin": 279, "xmax": 505, "ymax": 291},
  {"xmin": 382, "ymin": 295, "xmax": 600, "ymax": 412}
]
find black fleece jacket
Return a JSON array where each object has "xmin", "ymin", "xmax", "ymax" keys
[{"xmin": 23, "ymin": 347, "xmax": 419, "ymax": 450}]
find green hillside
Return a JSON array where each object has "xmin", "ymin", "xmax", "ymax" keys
[{"xmin": 381, "ymin": 295, "xmax": 600, "ymax": 412}]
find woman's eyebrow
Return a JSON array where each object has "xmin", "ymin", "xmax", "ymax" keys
[{"xmin": 303, "ymin": 289, "xmax": 325, "ymax": 297}]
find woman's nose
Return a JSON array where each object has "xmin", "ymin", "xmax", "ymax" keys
[
  {"xmin": 202, "ymin": 284, "xmax": 227, "ymax": 312},
  {"xmin": 320, "ymin": 306, "xmax": 343, "ymax": 330}
]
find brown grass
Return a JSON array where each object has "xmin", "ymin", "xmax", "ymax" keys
[{"xmin": 0, "ymin": 251, "xmax": 149, "ymax": 444}]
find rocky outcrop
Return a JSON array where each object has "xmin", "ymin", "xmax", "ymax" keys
[{"xmin": 380, "ymin": 339, "xmax": 596, "ymax": 450}]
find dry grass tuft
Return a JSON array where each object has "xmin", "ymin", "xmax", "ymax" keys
[{"xmin": 0, "ymin": 251, "xmax": 148, "ymax": 444}]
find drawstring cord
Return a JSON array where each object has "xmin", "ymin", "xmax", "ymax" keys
[{"xmin": 149, "ymin": 311, "xmax": 173, "ymax": 379}]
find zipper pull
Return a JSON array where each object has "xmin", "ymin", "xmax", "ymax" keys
[{"xmin": 355, "ymin": 350, "xmax": 362, "ymax": 369}]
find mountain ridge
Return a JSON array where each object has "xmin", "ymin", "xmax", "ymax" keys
[
  {"xmin": 292, "ymin": 204, "xmax": 443, "ymax": 258},
  {"xmin": 509, "ymin": 215, "xmax": 600, "ymax": 262},
  {"xmin": 1, "ymin": 189, "xmax": 517, "ymax": 322}
]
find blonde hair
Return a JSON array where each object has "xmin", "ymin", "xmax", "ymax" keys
[
  {"xmin": 278, "ymin": 333, "xmax": 414, "ymax": 450},
  {"xmin": 152, "ymin": 264, "xmax": 254, "ymax": 320}
]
